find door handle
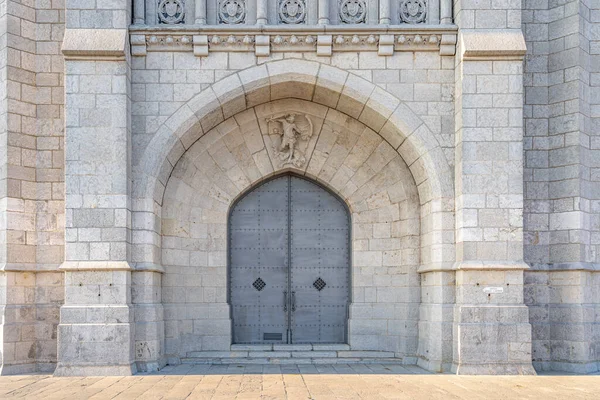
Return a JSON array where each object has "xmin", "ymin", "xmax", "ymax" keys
[
  {"xmin": 291, "ymin": 291, "xmax": 296, "ymax": 311},
  {"xmin": 283, "ymin": 291, "xmax": 288, "ymax": 312}
]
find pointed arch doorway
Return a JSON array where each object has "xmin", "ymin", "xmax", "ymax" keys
[{"xmin": 228, "ymin": 173, "xmax": 351, "ymax": 344}]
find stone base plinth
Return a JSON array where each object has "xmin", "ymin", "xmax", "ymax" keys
[
  {"xmin": 533, "ymin": 361, "xmax": 599, "ymax": 374},
  {"xmin": 453, "ymin": 362, "xmax": 536, "ymax": 375},
  {"xmin": 525, "ymin": 267, "xmax": 600, "ymax": 374},
  {"xmin": 452, "ymin": 305, "xmax": 536, "ymax": 375},
  {"xmin": 452, "ymin": 264, "xmax": 535, "ymax": 375},
  {"xmin": 54, "ymin": 363, "xmax": 137, "ymax": 376}
]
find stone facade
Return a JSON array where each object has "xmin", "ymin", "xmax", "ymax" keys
[{"xmin": 0, "ymin": 0, "xmax": 598, "ymax": 375}]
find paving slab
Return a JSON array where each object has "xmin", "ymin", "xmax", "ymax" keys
[{"xmin": 0, "ymin": 365, "xmax": 599, "ymax": 399}]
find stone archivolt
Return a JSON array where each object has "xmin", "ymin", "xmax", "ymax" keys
[{"xmin": 161, "ymin": 99, "xmax": 421, "ymax": 360}]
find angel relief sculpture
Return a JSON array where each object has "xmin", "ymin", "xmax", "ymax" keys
[{"xmin": 266, "ymin": 113, "xmax": 314, "ymax": 168}]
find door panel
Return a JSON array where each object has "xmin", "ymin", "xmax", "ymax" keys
[
  {"xmin": 229, "ymin": 176, "xmax": 289, "ymax": 344},
  {"xmin": 289, "ymin": 176, "xmax": 349, "ymax": 343},
  {"xmin": 230, "ymin": 174, "xmax": 349, "ymax": 344}
]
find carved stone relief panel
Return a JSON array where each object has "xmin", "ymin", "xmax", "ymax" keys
[
  {"xmin": 278, "ymin": 0, "xmax": 307, "ymax": 24},
  {"xmin": 158, "ymin": 0, "xmax": 185, "ymax": 24},
  {"xmin": 266, "ymin": 113, "xmax": 314, "ymax": 168},
  {"xmin": 399, "ymin": 0, "xmax": 427, "ymax": 24},
  {"xmin": 219, "ymin": 0, "xmax": 246, "ymax": 24},
  {"xmin": 339, "ymin": 0, "xmax": 367, "ymax": 24}
]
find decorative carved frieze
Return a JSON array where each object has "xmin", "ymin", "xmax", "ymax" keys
[
  {"xmin": 333, "ymin": 34, "xmax": 377, "ymax": 46},
  {"xmin": 278, "ymin": 0, "xmax": 307, "ymax": 24},
  {"xmin": 395, "ymin": 34, "xmax": 440, "ymax": 50},
  {"xmin": 266, "ymin": 113, "xmax": 314, "ymax": 168},
  {"xmin": 339, "ymin": 0, "xmax": 367, "ymax": 24},
  {"xmin": 207, "ymin": 34, "xmax": 254, "ymax": 51},
  {"xmin": 399, "ymin": 0, "xmax": 427, "ymax": 24},
  {"xmin": 145, "ymin": 35, "xmax": 193, "ymax": 51},
  {"xmin": 158, "ymin": 0, "xmax": 185, "ymax": 24},
  {"xmin": 132, "ymin": 32, "xmax": 454, "ymax": 57},
  {"xmin": 271, "ymin": 34, "xmax": 316, "ymax": 51},
  {"xmin": 219, "ymin": 0, "xmax": 246, "ymax": 24}
]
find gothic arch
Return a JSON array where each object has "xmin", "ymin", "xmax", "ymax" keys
[
  {"xmin": 160, "ymin": 100, "xmax": 422, "ymax": 357},
  {"xmin": 131, "ymin": 60, "xmax": 455, "ymax": 272}
]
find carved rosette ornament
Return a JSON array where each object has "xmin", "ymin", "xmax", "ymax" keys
[
  {"xmin": 266, "ymin": 113, "xmax": 314, "ymax": 168},
  {"xmin": 339, "ymin": 0, "xmax": 366, "ymax": 24},
  {"xmin": 399, "ymin": 0, "xmax": 427, "ymax": 24},
  {"xmin": 158, "ymin": 0, "xmax": 185, "ymax": 24},
  {"xmin": 279, "ymin": 0, "xmax": 307, "ymax": 24},
  {"xmin": 219, "ymin": 0, "xmax": 246, "ymax": 24}
]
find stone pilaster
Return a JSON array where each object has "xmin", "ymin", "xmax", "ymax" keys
[
  {"xmin": 0, "ymin": 0, "xmax": 65, "ymax": 374},
  {"xmin": 523, "ymin": 0, "xmax": 600, "ymax": 374},
  {"xmin": 132, "ymin": 267, "xmax": 165, "ymax": 372},
  {"xmin": 453, "ymin": 22, "xmax": 534, "ymax": 372},
  {"xmin": 56, "ymin": 24, "xmax": 135, "ymax": 374}
]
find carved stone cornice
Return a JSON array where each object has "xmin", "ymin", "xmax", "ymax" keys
[{"xmin": 130, "ymin": 25, "xmax": 458, "ymax": 56}]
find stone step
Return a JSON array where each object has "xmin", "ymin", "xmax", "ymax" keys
[
  {"xmin": 185, "ymin": 349, "xmax": 398, "ymax": 362},
  {"xmin": 181, "ymin": 357, "xmax": 403, "ymax": 365},
  {"xmin": 230, "ymin": 344, "xmax": 351, "ymax": 352}
]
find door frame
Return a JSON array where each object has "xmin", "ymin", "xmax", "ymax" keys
[{"xmin": 226, "ymin": 172, "xmax": 353, "ymax": 345}]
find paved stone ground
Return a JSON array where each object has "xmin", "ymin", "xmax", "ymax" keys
[{"xmin": 0, "ymin": 364, "xmax": 598, "ymax": 399}]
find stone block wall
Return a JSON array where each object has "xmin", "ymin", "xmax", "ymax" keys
[
  {"xmin": 58, "ymin": 52, "xmax": 136, "ymax": 375},
  {"xmin": 0, "ymin": 0, "xmax": 64, "ymax": 374},
  {"xmin": 0, "ymin": 0, "xmax": 597, "ymax": 376},
  {"xmin": 131, "ymin": 51, "xmax": 455, "ymax": 167},
  {"xmin": 523, "ymin": 0, "xmax": 600, "ymax": 373},
  {"xmin": 129, "ymin": 49, "xmax": 457, "ymax": 370},
  {"xmin": 54, "ymin": 0, "xmax": 137, "ymax": 376},
  {"xmin": 451, "ymin": 0, "xmax": 535, "ymax": 375},
  {"xmin": 159, "ymin": 99, "xmax": 422, "ymax": 361}
]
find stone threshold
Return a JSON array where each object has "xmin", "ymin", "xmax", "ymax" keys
[
  {"xmin": 231, "ymin": 344, "xmax": 351, "ymax": 351},
  {"xmin": 183, "ymin": 345, "xmax": 403, "ymax": 365},
  {"xmin": 181, "ymin": 358, "xmax": 405, "ymax": 365}
]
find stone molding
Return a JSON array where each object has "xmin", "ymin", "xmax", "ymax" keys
[
  {"xmin": 418, "ymin": 260, "xmax": 530, "ymax": 274},
  {"xmin": 133, "ymin": 263, "xmax": 166, "ymax": 273},
  {"xmin": 0, "ymin": 263, "xmax": 62, "ymax": 272},
  {"xmin": 59, "ymin": 261, "xmax": 133, "ymax": 271},
  {"xmin": 459, "ymin": 29, "xmax": 527, "ymax": 61},
  {"xmin": 527, "ymin": 262, "xmax": 600, "ymax": 272},
  {"xmin": 453, "ymin": 260, "xmax": 530, "ymax": 271},
  {"xmin": 129, "ymin": 25, "xmax": 457, "ymax": 56},
  {"xmin": 62, "ymin": 29, "xmax": 128, "ymax": 60}
]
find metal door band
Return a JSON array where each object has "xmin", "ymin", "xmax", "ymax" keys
[{"xmin": 228, "ymin": 173, "xmax": 350, "ymax": 344}]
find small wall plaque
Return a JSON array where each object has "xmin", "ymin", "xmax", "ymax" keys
[{"xmin": 483, "ymin": 287, "xmax": 504, "ymax": 294}]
